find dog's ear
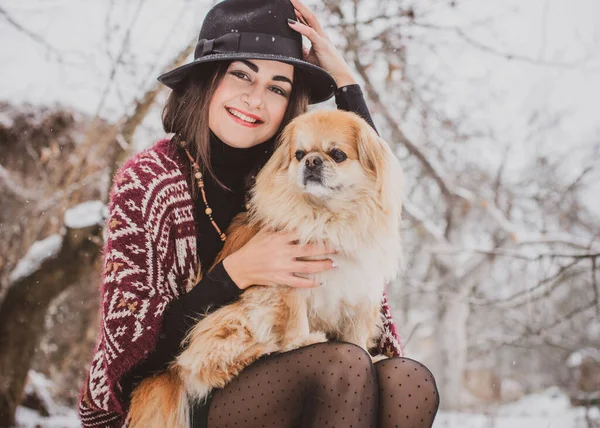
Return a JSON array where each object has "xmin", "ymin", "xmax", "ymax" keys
[
  {"xmin": 260, "ymin": 122, "xmax": 294, "ymax": 177},
  {"xmin": 355, "ymin": 120, "xmax": 403, "ymax": 214},
  {"xmin": 355, "ymin": 121, "xmax": 387, "ymax": 185},
  {"xmin": 249, "ymin": 121, "xmax": 296, "ymax": 223}
]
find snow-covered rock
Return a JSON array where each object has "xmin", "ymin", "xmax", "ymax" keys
[
  {"xmin": 8, "ymin": 234, "xmax": 63, "ymax": 285},
  {"xmin": 63, "ymin": 200, "xmax": 106, "ymax": 229}
]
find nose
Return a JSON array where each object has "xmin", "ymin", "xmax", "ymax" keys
[
  {"xmin": 305, "ymin": 156, "xmax": 323, "ymax": 170},
  {"xmin": 243, "ymin": 86, "xmax": 264, "ymax": 109}
]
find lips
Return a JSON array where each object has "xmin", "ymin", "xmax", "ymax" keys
[{"xmin": 226, "ymin": 107, "xmax": 263, "ymax": 126}]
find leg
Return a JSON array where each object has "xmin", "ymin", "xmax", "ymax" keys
[
  {"xmin": 339, "ymin": 304, "xmax": 382, "ymax": 358},
  {"xmin": 374, "ymin": 357, "xmax": 439, "ymax": 428},
  {"xmin": 281, "ymin": 293, "xmax": 327, "ymax": 351},
  {"xmin": 203, "ymin": 342, "xmax": 379, "ymax": 428}
]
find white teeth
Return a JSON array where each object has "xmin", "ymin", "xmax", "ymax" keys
[{"xmin": 227, "ymin": 108, "xmax": 258, "ymax": 123}]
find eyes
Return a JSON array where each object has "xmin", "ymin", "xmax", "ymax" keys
[
  {"xmin": 230, "ymin": 71, "xmax": 288, "ymax": 97},
  {"xmin": 329, "ymin": 148, "xmax": 347, "ymax": 163},
  {"xmin": 295, "ymin": 148, "xmax": 348, "ymax": 163}
]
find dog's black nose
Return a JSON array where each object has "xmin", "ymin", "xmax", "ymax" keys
[{"xmin": 305, "ymin": 156, "xmax": 323, "ymax": 170}]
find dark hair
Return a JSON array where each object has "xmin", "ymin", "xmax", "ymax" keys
[{"xmin": 161, "ymin": 61, "xmax": 309, "ymax": 198}]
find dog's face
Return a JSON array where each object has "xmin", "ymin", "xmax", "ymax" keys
[
  {"xmin": 288, "ymin": 114, "xmax": 367, "ymax": 199},
  {"xmin": 249, "ymin": 109, "xmax": 403, "ymax": 234},
  {"xmin": 262, "ymin": 110, "xmax": 391, "ymax": 201}
]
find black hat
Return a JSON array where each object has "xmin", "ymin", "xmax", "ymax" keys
[{"xmin": 157, "ymin": 0, "xmax": 337, "ymax": 104}]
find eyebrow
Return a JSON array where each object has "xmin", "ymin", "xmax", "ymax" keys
[{"xmin": 238, "ymin": 60, "xmax": 293, "ymax": 86}]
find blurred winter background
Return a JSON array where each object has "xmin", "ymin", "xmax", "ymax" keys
[{"xmin": 1, "ymin": 0, "xmax": 599, "ymax": 426}]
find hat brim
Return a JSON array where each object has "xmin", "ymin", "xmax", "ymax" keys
[{"xmin": 157, "ymin": 53, "xmax": 337, "ymax": 104}]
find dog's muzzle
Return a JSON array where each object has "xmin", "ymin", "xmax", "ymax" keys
[{"xmin": 303, "ymin": 155, "xmax": 324, "ymax": 184}]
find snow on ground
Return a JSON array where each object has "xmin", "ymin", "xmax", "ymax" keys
[
  {"xmin": 15, "ymin": 406, "xmax": 80, "ymax": 428},
  {"xmin": 16, "ymin": 371, "xmax": 80, "ymax": 427},
  {"xmin": 435, "ymin": 387, "xmax": 597, "ymax": 428},
  {"xmin": 15, "ymin": 387, "xmax": 598, "ymax": 428}
]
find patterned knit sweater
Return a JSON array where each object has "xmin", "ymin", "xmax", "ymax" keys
[{"xmin": 78, "ymin": 101, "xmax": 403, "ymax": 428}]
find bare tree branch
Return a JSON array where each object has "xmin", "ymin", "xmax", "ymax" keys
[
  {"xmin": 94, "ymin": 0, "xmax": 148, "ymax": 118},
  {"xmin": 0, "ymin": 5, "xmax": 63, "ymax": 60},
  {"xmin": 0, "ymin": 165, "xmax": 39, "ymax": 203},
  {"xmin": 430, "ymin": 246, "xmax": 600, "ymax": 262},
  {"xmin": 593, "ymin": 256, "xmax": 599, "ymax": 318},
  {"xmin": 411, "ymin": 21, "xmax": 594, "ymax": 68}
]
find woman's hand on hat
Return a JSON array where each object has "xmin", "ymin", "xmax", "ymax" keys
[{"xmin": 287, "ymin": 0, "xmax": 357, "ymax": 88}]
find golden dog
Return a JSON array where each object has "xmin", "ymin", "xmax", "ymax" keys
[{"xmin": 127, "ymin": 109, "xmax": 404, "ymax": 427}]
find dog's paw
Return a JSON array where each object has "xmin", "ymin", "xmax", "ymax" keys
[
  {"xmin": 283, "ymin": 331, "xmax": 328, "ymax": 351},
  {"xmin": 304, "ymin": 331, "xmax": 328, "ymax": 345},
  {"xmin": 371, "ymin": 354, "xmax": 388, "ymax": 363},
  {"xmin": 262, "ymin": 342, "xmax": 281, "ymax": 356}
]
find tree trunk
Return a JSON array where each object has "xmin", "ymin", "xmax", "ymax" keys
[
  {"xmin": 432, "ymin": 254, "xmax": 494, "ymax": 410},
  {"xmin": 434, "ymin": 289, "xmax": 469, "ymax": 410},
  {"xmin": 0, "ymin": 223, "xmax": 102, "ymax": 426}
]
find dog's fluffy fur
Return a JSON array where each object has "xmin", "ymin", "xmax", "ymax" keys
[{"xmin": 127, "ymin": 109, "xmax": 404, "ymax": 427}]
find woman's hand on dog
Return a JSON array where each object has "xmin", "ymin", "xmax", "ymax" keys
[{"xmin": 223, "ymin": 229, "xmax": 337, "ymax": 290}]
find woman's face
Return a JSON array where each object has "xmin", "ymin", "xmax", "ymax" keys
[{"xmin": 208, "ymin": 59, "xmax": 294, "ymax": 149}]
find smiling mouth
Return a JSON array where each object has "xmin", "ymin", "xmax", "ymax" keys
[{"xmin": 226, "ymin": 107, "xmax": 263, "ymax": 124}]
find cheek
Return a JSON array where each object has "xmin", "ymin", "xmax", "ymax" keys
[
  {"xmin": 208, "ymin": 90, "xmax": 226, "ymax": 123},
  {"xmin": 289, "ymin": 162, "xmax": 305, "ymax": 185},
  {"xmin": 332, "ymin": 162, "xmax": 367, "ymax": 185},
  {"xmin": 268, "ymin": 98, "xmax": 289, "ymax": 125},
  {"xmin": 208, "ymin": 102, "xmax": 217, "ymax": 125},
  {"xmin": 209, "ymin": 79, "xmax": 237, "ymax": 111}
]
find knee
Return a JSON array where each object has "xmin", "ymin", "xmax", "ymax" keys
[
  {"xmin": 307, "ymin": 341, "xmax": 377, "ymax": 388},
  {"xmin": 325, "ymin": 342, "xmax": 374, "ymax": 373},
  {"xmin": 377, "ymin": 357, "xmax": 439, "ymax": 407},
  {"xmin": 380, "ymin": 357, "xmax": 435, "ymax": 378}
]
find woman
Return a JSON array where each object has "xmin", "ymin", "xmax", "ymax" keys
[{"xmin": 78, "ymin": 0, "xmax": 439, "ymax": 427}]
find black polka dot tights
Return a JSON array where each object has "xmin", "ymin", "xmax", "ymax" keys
[{"xmin": 201, "ymin": 342, "xmax": 439, "ymax": 428}]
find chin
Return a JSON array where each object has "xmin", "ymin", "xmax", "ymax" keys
[
  {"xmin": 127, "ymin": 110, "xmax": 405, "ymax": 428},
  {"xmin": 216, "ymin": 131, "xmax": 258, "ymax": 149}
]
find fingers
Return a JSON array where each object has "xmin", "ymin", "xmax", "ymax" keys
[
  {"xmin": 275, "ymin": 230, "xmax": 337, "ymax": 257},
  {"xmin": 289, "ymin": 0, "xmax": 325, "ymax": 35},
  {"xmin": 292, "ymin": 258, "xmax": 335, "ymax": 274},
  {"xmin": 274, "ymin": 230, "xmax": 301, "ymax": 245},
  {"xmin": 241, "ymin": 229, "xmax": 340, "ymax": 290},
  {"xmin": 293, "ymin": 242, "xmax": 337, "ymax": 258},
  {"xmin": 287, "ymin": 17, "xmax": 320, "ymax": 44},
  {"xmin": 285, "ymin": 275, "xmax": 320, "ymax": 288},
  {"xmin": 287, "ymin": 0, "xmax": 330, "ymax": 48},
  {"xmin": 294, "ymin": 9, "xmax": 309, "ymax": 27}
]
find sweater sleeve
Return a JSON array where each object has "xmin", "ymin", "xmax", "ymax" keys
[
  {"xmin": 78, "ymin": 150, "xmax": 201, "ymax": 428},
  {"xmin": 78, "ymin": 162, "xmax": 149, "ymax": 427},
  {"xmin": 118, "ymin": 261, "xmax": 242, "ymax": 404},
  {"xmin": 334, "ymin": 84, "xmax": 378, "ymax": 135}
]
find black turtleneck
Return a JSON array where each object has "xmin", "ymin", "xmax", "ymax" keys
[
  {"xmin": 194, "ymin": 128, "xmax": 275, "ymax": 275},
  {"xmin": 120, "ymin": 84, "xmax": 378, "ymax": 405}
]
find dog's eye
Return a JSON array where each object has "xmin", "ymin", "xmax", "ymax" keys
[
  {"xmin": 330, "ymin": 148, "xmax": 347, "ymax": 163},
  {"xmin": 295, "ymin": 150, "xmax": 306, "ymax": 161}
]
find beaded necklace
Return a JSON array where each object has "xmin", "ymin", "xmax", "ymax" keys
[{"xmin": 182, "ymin": 145, "xmax": 227, "ymax": 242}]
